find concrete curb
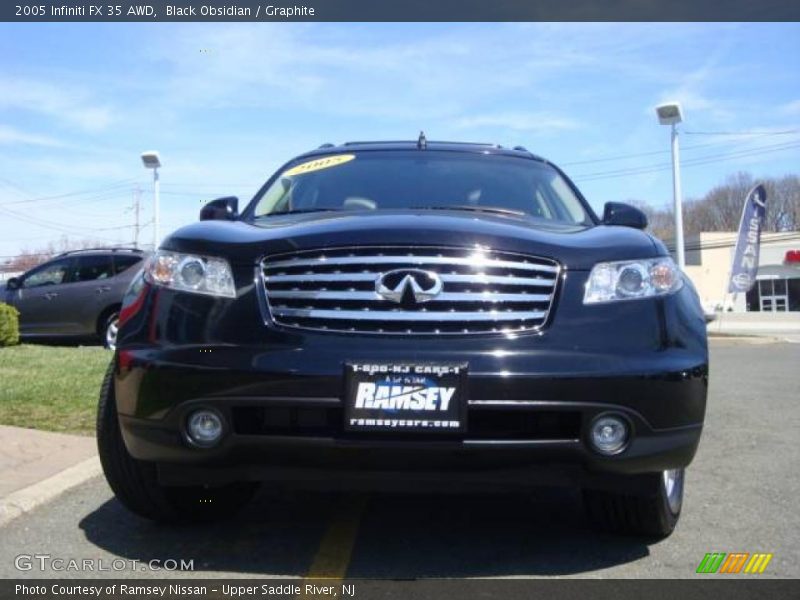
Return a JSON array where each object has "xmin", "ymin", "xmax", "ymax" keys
[
  {"xmin": 708, "ymin": 334, "xmax": 784, "ymax": 344},
  {"xmin": 0, "ymin": 456, "xmax": 102, "ymax": 527}
]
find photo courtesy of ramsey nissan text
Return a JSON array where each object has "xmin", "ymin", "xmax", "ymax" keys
[{"xmin": 0, "ymin": 2, "xmax": 798, "ymax": 599}]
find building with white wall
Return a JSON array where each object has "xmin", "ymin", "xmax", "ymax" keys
[{"xmin": 683, "ymin": 231, "xmax": 800, "ymax": 313}]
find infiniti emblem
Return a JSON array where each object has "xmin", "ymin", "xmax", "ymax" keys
[{"xmin": 375, "ymin": 269, "xmax": 443, "ymax": 304}]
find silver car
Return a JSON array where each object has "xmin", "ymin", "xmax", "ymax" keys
[{"xmin": 3, "ymin": 248, "xmax": 145, "ymax": 349}]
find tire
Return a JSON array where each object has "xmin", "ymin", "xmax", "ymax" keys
[
  {"xmin": 583, "ymin": 469, "xmax": 685, "ymax": 538},
  {"xmin": 96, "ymin": 362, "xmax": 259, "ymax": 523},
  {"xmin": 102, "ymin": 312, "xmax": 119, "ymax": 350}
]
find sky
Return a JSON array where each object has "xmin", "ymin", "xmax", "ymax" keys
[{"xmin": 0, "ymin": 22, "xmax": 799, "ymax": 261}]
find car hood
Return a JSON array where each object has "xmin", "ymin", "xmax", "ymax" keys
[{"xmin": 162, "ymin": 210, "xmax": 662, "ymax": 270}]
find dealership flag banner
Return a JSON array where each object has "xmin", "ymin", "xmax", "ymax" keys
[{"xmin": 728, "ymin": 184, "xmax": 767, "ymax": 293}]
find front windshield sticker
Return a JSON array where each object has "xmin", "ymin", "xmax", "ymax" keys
[{"xmin": 282, "ymin": 154, "xmax": 356, "ymax": 177}]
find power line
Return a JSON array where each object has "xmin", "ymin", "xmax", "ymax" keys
[
  {"xmin": 573, "ymin": 141, "xmax": 800, "ymax": 183},
  {"xmin": 684, "ymin": 129, "xmax": 800, "ymax": 136},
  {"xmin": 0, "ymin": 206, "xmax": 91, "ymax": 236},
  {"xmin": 0, "ymin": 179, "xmax": 139, "ymax": 207},
  {"xmin": 575, "ymin": 142, "xmax": 798, "ymax": 180},
  {"xmin": 560, "ymin": 142, "xmax": 714, "ymax": 166},
  {"xmin": 0, "ymin": 205, "xmax": 135, "ymax": 242},
  {"xmin": 666, "ymin": 232, "xmax": 800, "ymax": 252},
  {"xmin": 158, "ymin": 190, "xmax": 231, "ymax": 197},
  {"xmin": 559, "ymin": 131, "xmax": 800, "ymax": 167},
  {"xmin": 0, "ymin": 177, "xmax": 35, "ymax": 197}
]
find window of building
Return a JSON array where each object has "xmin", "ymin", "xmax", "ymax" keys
[{"xmin": 746, "ymin": 277, "xmax": 800, "ymax": 312}]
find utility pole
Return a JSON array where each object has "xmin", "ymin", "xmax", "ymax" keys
[{"xmin": 132, "ymin": 185, "xmax": 142, "ymax": 249}]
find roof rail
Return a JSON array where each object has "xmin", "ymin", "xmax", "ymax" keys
[
  {"xmin": 318, "ymin": 143, "xmax": 335, "ymax": 149},
  {"xmin": 342, "ymin": 140, "xmax": 503, "ymax": 148},
  {"xmin": 56, "ymin": 247, "xmax": 144, "ymax": 258},
  {"xmin": 324, "ymin": 140, "xmax": 547, "ymax": 162},
  {"xmin": 342, "ymin": 140, "xmax": 415, "ymax": 146},
  {"xmin": 431, "ymin": 141, "xmax": 500, "ymax": 147}
]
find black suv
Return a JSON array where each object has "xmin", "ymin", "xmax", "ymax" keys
[
  {"xmin": 4, "ymin": 248, "xmax": 145, "ymax": 349},
  {"xmin": 98, "ymin": 141, "xmax": 708, "ymax": 536}
]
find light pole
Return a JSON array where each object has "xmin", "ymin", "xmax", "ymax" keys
[
  {"xmin": 655, "ymin": 102, "xmax": 685, "ymax": 269},
  {"xmin": 141, "ymin": 151, "xmax": 162, "ymax": 250}
]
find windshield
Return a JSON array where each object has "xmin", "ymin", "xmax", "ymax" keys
[{"xmin": 251, "ymin": 150, "xmax": 592, "ymax": 225}]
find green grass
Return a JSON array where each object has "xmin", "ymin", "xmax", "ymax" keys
[{"xmin": 0, "ymin": 344, "xmax": 111, "ymax": 435}]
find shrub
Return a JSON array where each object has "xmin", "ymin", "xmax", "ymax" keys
[{"xmin": 0, "ymin": 303, "xmax": 20, "ymax": 347}]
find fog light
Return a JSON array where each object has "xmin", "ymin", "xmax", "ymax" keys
[
  {"xmin": 186, "ymin": 409, "xmax": 224, "ymax": 447},
  {"xmin": 589, "ymin": 415, "xmax": 629, "ymax": 455}
]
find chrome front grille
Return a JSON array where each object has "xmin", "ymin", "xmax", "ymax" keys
[{"xmin": 261, "ymin": 246, "xmax": 560, "ymax": 334}]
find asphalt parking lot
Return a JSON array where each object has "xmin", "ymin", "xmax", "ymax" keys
[{"xmin": 1, "ymin": 338, "xmax": 798, "ymax": 579}]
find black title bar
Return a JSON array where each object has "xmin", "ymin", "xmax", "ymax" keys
[
  {"xmin": 3, "ymin": 0, "xmax": 800, "ymax": 22},
  {"xmin": 3, "ymin": 579, "xmax": 800, "ymax": 600}
]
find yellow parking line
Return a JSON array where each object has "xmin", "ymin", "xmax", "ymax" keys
[{"xmin": 305, "ymin": 494, "xmax": 368, "ymax": 580}]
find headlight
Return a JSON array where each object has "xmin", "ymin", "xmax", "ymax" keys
[
  {"xmin": 583, "ymin": 257, "xmax": 682, "ymax": 304},
  {"xmin": 145, "ymin": 251, "xmax": 236, "ymax": 298}
]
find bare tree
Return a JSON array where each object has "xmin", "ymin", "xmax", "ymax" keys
[
  {"xmin": 629, "ymin": 172, "xmax": 800, "ymax": 242},
  {"xmin": 765, "ymin": 175, "xmax": 800, "ymax": 231},
  {"xmin": 626, "ymin": 199, "xmax": 674, "ymax": 240},
  {"xmin": 4, "ymin": 237, "xmax": 108, "ymax": 272}
]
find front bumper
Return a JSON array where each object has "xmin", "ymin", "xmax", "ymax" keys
[{"xmin": 115, "ymin": 345, "xmax": 707, "ymax": 490}]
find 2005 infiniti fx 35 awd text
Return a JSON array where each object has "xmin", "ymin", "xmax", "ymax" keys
[{"xmin": 97, "ymin": 138, "xmax": 707, "ymax": 537}]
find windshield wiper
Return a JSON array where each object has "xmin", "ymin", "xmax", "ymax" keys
[
  {"xmin": 265, "ymin": 208, "xmax": 342, "ymax": 216},
  {"xmin": 409, "ymin": 205, "xmax": 527, "ymax": 217}
]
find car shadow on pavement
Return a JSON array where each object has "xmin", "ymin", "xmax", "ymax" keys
[{"xmin": 79, "ymin": 486, "xmax": 652, "ymax": 577}]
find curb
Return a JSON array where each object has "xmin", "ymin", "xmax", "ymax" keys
[
  {"xmin": 0, "ymin": 456, "xmax": 102, "ymax": 527},
  {"xmin": 708, "ymin": 334, "xmax": 783, "ymax": 344}
]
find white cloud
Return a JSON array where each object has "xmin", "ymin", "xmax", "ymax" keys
[
  {"xmin": 0, "ymin": 124, "xmax": 67, "ymax": 147},
  {"xmin": 779, "ymin": 99, "xmax": 800, "ymax": 116},
  {"xmin": 656, "ymin": 89, "xmax": 715, "ymax": 112},
  {"xmin": 0, "ymin": 77, "xmax": 113, "ymax": 132},
  {"xmin": 652, "ymin": 88, "xmax": 736, "ymax": 124},
  {"xmin": 8, "ymin": 156, "xmax": 130, "ymax": 180},
  {"xmin": 452, "ymin": 112, "xmax": 580, "ymax": 134},
  {"xmin": 147, "ymin": 24, "xmax": 723, "ymax": 124}
]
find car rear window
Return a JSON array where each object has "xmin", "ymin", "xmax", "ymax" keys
[
  {"xmin": 71, "ymin": 255, "xmax": 114, "ymax": 282},
  {"xmin": 252, "ymin": 151, "xmax": 591, "ymax": 225},
  {"xmin": 113, "ymin": 254, "xmax": 143, "ymax": 275}
]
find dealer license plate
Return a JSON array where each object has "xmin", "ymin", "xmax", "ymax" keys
[{"xmin": 344, "ymin": 363, "xmax": 468, "ymax": 434}]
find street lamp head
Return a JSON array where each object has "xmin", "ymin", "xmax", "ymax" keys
[
  {"xmin": 141, "ymin": 151, "xmax": 162, "ymax": 169},
  {"xmin": 655, "ymin": 102, "xmax": 683, "ymax": 126}
]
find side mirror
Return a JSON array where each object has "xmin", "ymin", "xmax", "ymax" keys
[
  {"xmin": 200, "ymin": 196, "xmax": 239, "ymax": 221},
  {"xmin": 602, "ymin": 202, "xmax": 648, "ymax": 230},
  {"xmin": 5, "ymin": 277, "xmax": 20, "ymax": 290}
]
